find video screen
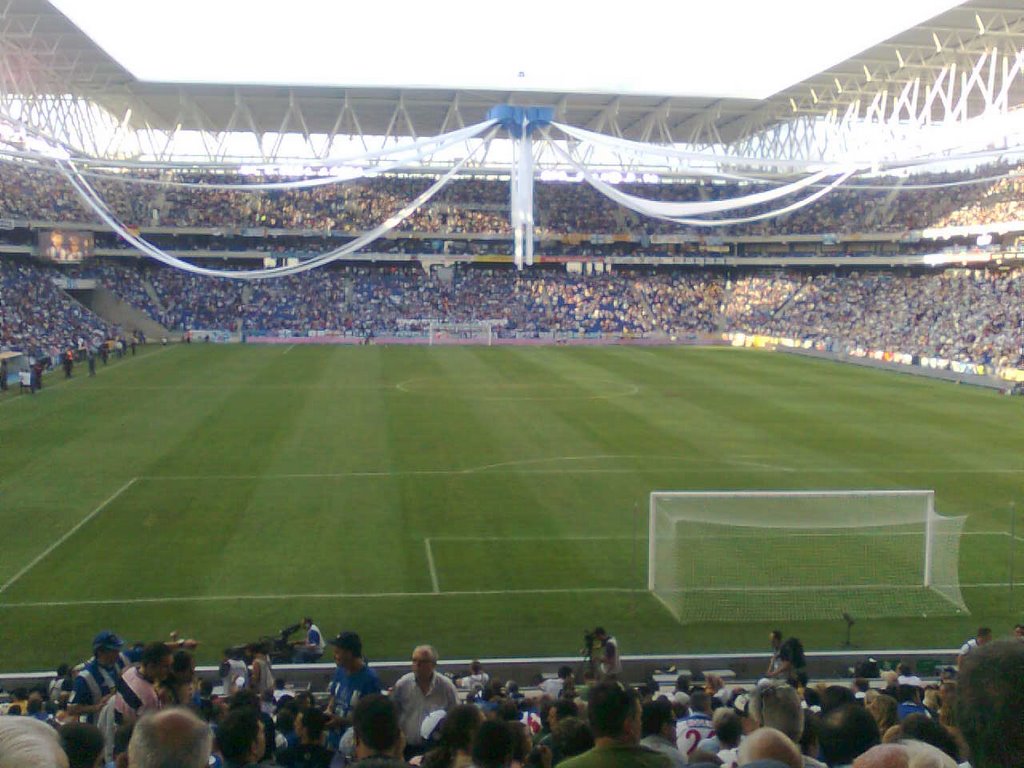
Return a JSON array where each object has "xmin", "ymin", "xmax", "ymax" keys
[{"xmin": 37, "ymin": 230, "xmax": 94, "ymax": 263}]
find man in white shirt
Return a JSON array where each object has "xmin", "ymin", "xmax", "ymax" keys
[
  {"xmin": 957, "ymin": 627, "xmax": 992, "ymax": 668},
  {"xmin": 390, "ymin": 644, "xmax": 458, "ymax": 759}
]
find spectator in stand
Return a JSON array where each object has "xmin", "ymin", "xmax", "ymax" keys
[
  {"xmin": 538, "ymin": 700, "xmax": 580, "ymax": 763},
  {"xmin": 640, "ymin": 699, "xmax": 686, "ymax": 768},
  {"xmin": 114, "ymin": 643, "xmax": 173, "ymax": 724},
  {"xmin": 126, "ymin": 708, "xmax": 210, "ymax": 768},
  {"xmin": 326, "ymin": 631, "xmax": 383, "ymax": 743},
  {"xmin": 893, "ymin": 714, "xmax": 960, "ymax": 763},
  {"xmin": 865, "ymin": 695, "xmax": 898, "ymax": 737},
  {"xmin": 456, "ymin": 661, "xmax": 490, "ymax": 693},
  {"xmin": 738, "ymin": 728, "xmax": 802, "ymax": 768},
  {"xmin": 0, "ymin": 715, "xmax": 70, "ymax": 768},
  {"xmin": 819, "ymin": 705, "xmax": 881, "ymax": 768},
  {"xmin": 215, "ymin": 706, "xmax": 265, "ymax": 768},
  {"xmin": 956, "ymin": 639, "xmax": 1024, "ymax": 768},
  {"xmin": 161, "ymin": 650, "xmax": 198, "ymax": 710},
  {"xmin": 351, "ymin": 694, "xmax": 407, "ymax": 768},
  {"xmin": 246, "ymin": 642, "xmax": 274, "ymax": 698},
  {"xmin": 895, "ymin": 682, "xmax": 930, "ymax": 723},
  {"xmin": 676, "ymin": 691, "xmax": 715, "ymax": 759},
  {"xmin": 851, "ymin": 741, "xmax": 956, "ymax": 768},
  {"xmin": 58, "ymin": 723, "xmax": 105, "ymax": 768},
  {"xmin": 68, "ymin": 632, "xmax": 124, "ymax": 724},
  {"xmin": 552, "ymin": 717, "xmax": 595, "ymax": 763},
  {"xmin": 750, "ymin": 682, "xmax": 825, "ymax": 768},
  {"xmin": 539, "ymin": 667, "xmax": 575, "ymax": 700},
  {"xmin": 559, "ymin": 681, "xmax": 669, "ymax": 768},
  {"xmin": 392, "ymin": 645, "xmax": 459, "ymax": 758},
  {"xmin": 421, "ymin": 704, "xmax": 484, "ymax": 768},
  {"xmin": 276, "ymin": 707, "xmax": 333, "ymax": 768},
  {"xmin": 957, "ymin": 627, "xmax": 992, "ymax": 669},
  {"xmin": 470, "ymin": 721, "xmax": 516, "ymax": 768}
]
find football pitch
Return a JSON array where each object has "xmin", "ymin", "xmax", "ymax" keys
[{"xmin": 1, "ymin": 343, "xmax": 1023, "ymax": 671}]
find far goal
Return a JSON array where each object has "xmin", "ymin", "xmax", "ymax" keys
[
  {"xmin": 648, "ymin": 490, "xmax": 967, "ymax": 623},
  {"xmin": 427, "ymin": 320, "xmax": 502, "ymax": 346}
]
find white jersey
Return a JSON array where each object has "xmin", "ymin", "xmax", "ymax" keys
[
  {"xmin": 959, "ymin": 638, "xmax": 978, "ymax": 657},
  {"xmin": 676, "ymin": 712, "xmax": 715, "ymax": 757}
]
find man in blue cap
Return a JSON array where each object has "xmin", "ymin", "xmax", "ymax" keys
[{"xmin": 68, "ymin": 631, "xmax": 123, "ymax": 723}]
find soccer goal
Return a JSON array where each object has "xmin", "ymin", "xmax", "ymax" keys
[
  {"xmin": 648, "ymin": 490, "xmax": 968, "ymax": 623},
  {"xmin": 427, "ymin": 320, "xmax": 501, "ymax": 346}
]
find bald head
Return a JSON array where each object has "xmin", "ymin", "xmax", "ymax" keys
[
  {"xmin": 0, "ymin": 717, "xmax": 69, "ymax": 768},
  {"xmin": 739, "ymin": 727, "xmax": 802, "ymax": 768},
  {"xmin": 128, "ymin": 708, "xmax": 211, "ymax": 768},
  {"xmin": 853, "ymin": 741, "xmax": 956, "ymax": 768}
]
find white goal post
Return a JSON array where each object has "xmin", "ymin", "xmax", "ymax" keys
[
  {"xmin": 648, "ymin": 490, "xmax": 968, "ymax": 623},
  {"xmin": 427, "ymin": 320, "xmax": 503, "ymax": 346}
]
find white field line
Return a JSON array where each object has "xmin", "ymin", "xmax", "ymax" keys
[
  {"xmin": 0, "ymin": 478, "xmax": 137, "ymax": 596},
  {"xmin": 651, "ymin": 589, "xmax": 685, "ymax": 626},
  {"xmin": 428, "ymin": 532, "xmax": 1007, "ymax": 542},
  {"xmin": 424, "ymin": 538, "xmax": 440, "ymax": 593},
  {"xmin": 2, "ymin": 580, "xmax": 1020, "ymax": 610},
  {"xmin": 136, "ymin": 468, "xmax": 1024, "ymax": 481},
  {"xmin": 0, "ymin": 586, "xmax": 642, "ymax": 609},
  {"xmin": 282, "ymin": 345, "xmax": 295, "ymax": 355}
]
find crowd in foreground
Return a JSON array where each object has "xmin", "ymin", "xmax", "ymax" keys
[
  {"xmin": 1, "ymin": 622, "xmax": 1023, "ymax": 768},
  {"xmin": 3, "ymin": 257, "xmax": 1021, "ymax": 374}
]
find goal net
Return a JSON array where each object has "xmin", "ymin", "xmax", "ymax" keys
[
  {"xmin": 427, "ymin": 320, "xmax": 501, "ymax": 346},
  {"xmin": 648, "ymin": 490, "xmax": 967, "ymax": 623}
]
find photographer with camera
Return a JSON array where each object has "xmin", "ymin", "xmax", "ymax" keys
[{"xmin": 583, "ymin": 628, "xmax": 622, "ymax": 680}]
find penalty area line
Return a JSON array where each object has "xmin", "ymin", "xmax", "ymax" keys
[
  {"xmin": 0, "ymin": 586, "xmax": 643, "ymax": 609},
  {"xmin": 424, "ymin": 539, "xmax": 440, "ymax": 593},
  {"xmin": 0, "ymin": 478, "xmax": 138, "ymax": 597}
]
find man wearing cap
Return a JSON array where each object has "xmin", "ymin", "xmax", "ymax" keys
[
  {"xmin": 326, "ymin": 632, "xmax": 382, "ymax": 748},
  {"xmin": 68, "ymin": 631, "xmax": 123, "ymax": 723},
  {"xmin": 391, "ymin": 644, "xmax": 458, "ymax": 758}
]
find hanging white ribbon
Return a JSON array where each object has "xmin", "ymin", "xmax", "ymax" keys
[
  {"xmin": 57, "ymin": 126, "xmax": 496, "ymax": 280},
  {"xmin": 552, "ymin": 121, "xmax": 852, "ymax": 174},
  {"xmin": 59, "ymin": 120, "xmax": 498, "ymax": 191},
  {"xmin": 547, "ymin": 136, "xmax": 858, "ymax": 227}
]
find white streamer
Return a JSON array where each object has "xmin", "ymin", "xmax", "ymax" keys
[
  {"xmin": 57, "ymin": 126, "xmax": 496, "ymax": 280},
  {"xmin": 553, "ymin": 121, "xmax": 851, "ymax": 173},
  {"xmin": 58, "ymin": 120, "xmax": 498, "ymax": 191},
  {"xmin": 547, "ymin": 136, "xmax": 859, "ymax": 227}
]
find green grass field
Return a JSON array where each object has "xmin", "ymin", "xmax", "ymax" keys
[{"xmin": 1, "ymin": 343, "xmax": 1023, "ymax": 671}]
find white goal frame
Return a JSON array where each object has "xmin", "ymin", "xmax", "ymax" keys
[
  {"xmin": 647, "ymin": 489, "xmax": 967, "ymax": 623},
  {"xmin": 426, "ymin": 320, "xmax": 502, "ymax": 346}
]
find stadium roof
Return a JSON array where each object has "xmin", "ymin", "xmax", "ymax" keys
[{"xmin": 1, "ymin": 0, "xmax": 1023, "ymax": 160}]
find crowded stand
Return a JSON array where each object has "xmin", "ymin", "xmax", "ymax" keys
[
  {"xmin": 1, "ymin": 154, "xmax": 1024, "ymax": 380},
  {"xmin": 2, "ymin": 255, "xmax": 1022, "ymax": 374},
  {"xmin": 744, "ymin": 269, "xmax": 1024, "ymax": 368},
  {"xmin": 0, "ymin": 257, "xmax": 113, "ymax": 360},
  {"xmin": 2, "ymin": 161, "xmax": 1024, "ymax": 236},
  {"xmin": 1, "ymin": 624, "xmax": 1023, "ymax": 768}
]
